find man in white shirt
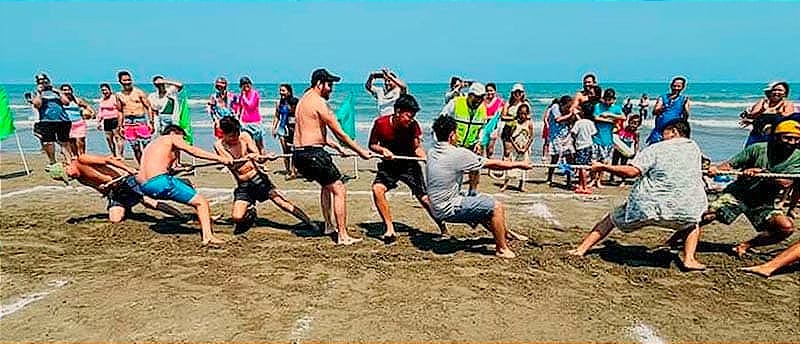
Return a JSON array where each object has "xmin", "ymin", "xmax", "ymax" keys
[
  {"xmin": 147, "ymin": 75, "xmax": 183, "ymax": 133},
  {"xmin": 365, "ymin": 68, "xmax": 407, "ymax": 116}
]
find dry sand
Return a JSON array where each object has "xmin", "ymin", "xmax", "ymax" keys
[{"xmin": 1, "ymin": 152, "xmax": 798, "ymax": 342}]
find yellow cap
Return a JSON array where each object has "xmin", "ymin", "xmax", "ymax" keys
[{"xmin": 774, "ymin": 120, "xmax": 800, "ymax": 136}]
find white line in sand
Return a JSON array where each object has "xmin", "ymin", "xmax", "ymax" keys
[
  {"xmin": 2, "ymin": 185, "xmax": 608, "ymax": 202},
  {"xmin": 289, "ymin": 313, "xmax": 315, "ymax": 343},
  {"xmin": 627, "ymin": 322, "xmax": 667, "ymax": 344},
  {"xmin": 0, "ymin": 279, "xmax": 69, "ymax": 320}
]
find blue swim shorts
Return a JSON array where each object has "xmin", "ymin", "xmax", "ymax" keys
[{"xmin": 139, "ymin": 173, "xmax": 197, "ymax": 204}]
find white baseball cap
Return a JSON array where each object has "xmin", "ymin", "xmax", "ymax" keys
[
  {"xmin": 511, "ymin": 83, "xmax": 525, "ymax": 93},
  {"xmin": 468, "ymin": 82, "xmax": 486, "ymax": 96}
]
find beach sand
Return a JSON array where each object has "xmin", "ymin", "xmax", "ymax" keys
[{"xmin": 0, "ymin": 152, "xmax": 798, "ymax": 342}]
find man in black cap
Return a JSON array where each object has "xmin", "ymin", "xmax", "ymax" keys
[
  {"xmin": 369, "ymin": 94, "xmax": 446, "ymax": 243},
  {"xmin": 294, "ymin": 68, "xmax": 372, "ymax": 245}
]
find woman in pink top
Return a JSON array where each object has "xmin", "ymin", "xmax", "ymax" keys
[
  {"xmin": 482, "ymin": 82, "xmax": 505, "ymax": 158},
  {"xmin": 237, "ymin": 76, "xmax": 264, "ymax": 153},
  {"xmin": 96, "ymin": 83, "xmax": 124, "ymax": 159}
]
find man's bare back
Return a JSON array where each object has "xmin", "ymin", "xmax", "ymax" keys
[
  {"xmin": 136, "ymin": 135, "xmax": 180, "ymax": 183},
  {"xmin": 118, "ymin": 87, "xmax": 149, "ymax": 116},
  {"xmin": 293, "ymin": 90, "xmax": 330, "ymax": 147},
  {"xmin": 66, "ymin": 154, "xmax": 137, "ymax": 191}
]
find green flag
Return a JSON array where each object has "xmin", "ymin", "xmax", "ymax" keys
[
  {"xmin": 177, "ymin": 96, "xmax": 193, "ymax": 144},
  {"xmin": 0, "ymin": 85, "xmax": 16, "ymax": 141},
  {"xmin": 335, "ymin": 94, "xmax": 356, "ymax": 139}
]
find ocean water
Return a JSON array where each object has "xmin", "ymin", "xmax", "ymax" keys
[{"xmin": 2, "ymin": 82, "xmax": 797, "ymax": 161}]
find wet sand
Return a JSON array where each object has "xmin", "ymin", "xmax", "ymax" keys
[{"xmin": 1, "ymin": 152, "xmax": 798, "ymax": 342}]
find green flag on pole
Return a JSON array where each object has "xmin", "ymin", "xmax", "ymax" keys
[
  {"xmin": 177, "ymin": 96, "xmax": 193, "ymax": 144},
  {"xmin": 335, "ymin": 94, "xmax": 356, "ymax": 139},
  {"xmin": 0, "ymin": 85, "xmax": 16, "ymax": 141}
]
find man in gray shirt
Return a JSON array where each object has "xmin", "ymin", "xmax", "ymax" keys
[{"xmin": 426, "ymin": 115, "xmax": 533, "ymax": 258}]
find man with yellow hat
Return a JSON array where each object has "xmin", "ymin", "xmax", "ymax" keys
[{"xmin": 679, "ymin": 119, "xmax": 800, "ymax": 257}]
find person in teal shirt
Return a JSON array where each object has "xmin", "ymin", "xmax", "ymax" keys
[{"xmin": 590, "ymin": 88, "xmax": 624, "ymax": 188}]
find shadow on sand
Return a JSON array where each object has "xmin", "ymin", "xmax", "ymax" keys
[{"xmin": 359, "ymin": 221, "xmax": 496, "ymax": 256}]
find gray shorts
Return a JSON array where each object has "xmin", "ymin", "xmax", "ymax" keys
[
  {"xmin": 442, "ymin": 194, "xmax": 496, "ymax": 224},
  {"xmin": 610, "ymin": 203, "xmax": 696, "ymax": 233}
]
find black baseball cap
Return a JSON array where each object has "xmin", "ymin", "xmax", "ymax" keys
[
  {"xmin": 310, "ymin": 68, "xmax": 341, "ymax": 85},
  {"xmin": 394, "ymin": 94, "xmax": 420, "ymax": 113}
]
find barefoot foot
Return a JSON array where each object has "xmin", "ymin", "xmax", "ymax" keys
[
  {"xmin": 740, "ymin": 265, "xmax": 772, "ymax": 278},
  {"xmin": 202, "ymin": 235, "xmax": 225, "ymax": 245},
  {"xmin": 336, "ymin": 236, "xmax": 363, "ymax": 246},
  {"xmin": 323, "ymin": 223, "xmax": 336, "ymax": 235},
  {"xmin": 566, "ymin": 248, "xmax": 585, "ymax": 257},
  {"xmin": 507, "ymin": 230, "xmax": 529, "ymax": 242},
  {"xmin": 733, "ymin": 244, "xmax": 750, "ymax": 258},
  {"xmin": 495, "ymin": 248, "xmax": 516, "ymax": 259},
  {"xmin": 680, "ymin": 257, "xmax": 707, "ymax": 271}
]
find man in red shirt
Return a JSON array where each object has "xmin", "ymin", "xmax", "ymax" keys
[{"xmin": 369, "ymin": 94, "xmax": 446, "ymax": 243}]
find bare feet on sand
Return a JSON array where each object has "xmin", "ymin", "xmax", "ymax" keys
[
  {"xmin": 566, "ymin": 248, "xmax": 584, "ymax": 257},
  {"xmin": 495, "ymin": 248, "xmax": 516, "ymax": 259},
  {"xmin": 680, "ymin": 256, "xmax": 707, "ymax": 271},
  {"xmin": 336, "ymin": 236, "xmax": 363, "ymax": 246},
  {"xmin": 740, "ymin": 265, "xmax": 772, "ymax": 278},
  {"xmin": 733, "ymin": 244, "xmax": 751, "ymax": 258},
  {"xmin": 507, "ymin": 230, "xmax": 529, "ymax": 242},
  {"xmin": 323, "ymin": 223, "xmax": 336, "ymax": 235},
  {"xmin": 202, "ymin": 235, "xmax": 225, "ymax": 245}
]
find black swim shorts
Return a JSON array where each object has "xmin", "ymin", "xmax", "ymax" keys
[
  {"xmin": 103, "ymin": 118, "xmax": 119, "ymax": 132},
  {"xmin": 34, "ymin": 121, "xmax": 71, "ymax": 143},
  {"xmin": 233, "ymin": 172, "xmax": 276, "ymax": 204},
  {"xmin": 107, "ymin": 176, "xmax": 144, "ymax": 210},
  {"xmin": 374, "ymin": 160, "xmax": 426, "ymax": 196},
  {"xmin": 292, "ymin": 146, "xmax": 342, "ymax": 186}
]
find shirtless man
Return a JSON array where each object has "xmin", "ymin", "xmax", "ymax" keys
[
  {"xmin": 213, "ymin": 116, "xmax": 315, "ymax": 233},
  {"xmin": 136, "ymin": 125, "xmax": 232, "ymax": 245},
  {"xmin": 55, "ymin": 154, "xmax": 186, "ymax": 223},
  {"xmin": 293, "ymin": 68, "xmax": 372, "ymax": 245},
  {"xmin": 569, "ymin": 73, "xmax": 599, "ymax": 115},
  {"xmin": 117, "ymin": 70, "xmax": 153, "ymax": 163}
]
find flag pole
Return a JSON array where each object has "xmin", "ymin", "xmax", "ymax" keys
[{"xmin": 14, "ymin": 132, "xmax": 30, "ymax": 175}]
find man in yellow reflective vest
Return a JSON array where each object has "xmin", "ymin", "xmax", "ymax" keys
[
  {"xmin": 441, "ymin": 82, "xmax": 488, "ymax": 152},
  {"xmin": 441, "ymin": 82, "xmax": 488, "ymax": 193}
]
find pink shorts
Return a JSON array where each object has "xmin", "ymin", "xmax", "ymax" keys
[
  {"xmin": 70, "ymin": 120, "xmax": 87, "ymax": 139},
  {"xmin": 123, "ymin": 121, "xmax": 152, "ymax": 142}
]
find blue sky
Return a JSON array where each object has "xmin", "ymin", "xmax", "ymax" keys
[{"xmin": 1, "ymin": 1, "xmax": 798, "ymax": 83}]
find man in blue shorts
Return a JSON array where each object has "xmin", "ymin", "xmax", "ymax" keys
[
  {"xmin": 136, "ymin": 125, "xmax": 232, "ymax": 245},
  {"xmin": 426, "ymin": 115, "xmax": 533, "ymax": 258}
]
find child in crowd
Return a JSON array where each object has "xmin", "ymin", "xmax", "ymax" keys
[
  {"xmin": 501, "ymin": 104, "xmax": 534, "ymax": 192},
  {"xmin": 610, "ymin": 114, "xmax": 641, "ymax": 185},
  {"xmin": 571, "ymin": 109, "xmax": 597, "ymax": 194}
]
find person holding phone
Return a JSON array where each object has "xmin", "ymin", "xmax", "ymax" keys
[{"xmin": 364, "ymin": 68, "xmax": 408, "ymax": 116}]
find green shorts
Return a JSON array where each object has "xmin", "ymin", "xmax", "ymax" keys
[{"xmin": 708, "ymin": 193, "xmax": 783, "ymax": 231}]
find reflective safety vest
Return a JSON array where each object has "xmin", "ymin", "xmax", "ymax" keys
[{"xmin": 453, "ymin": 96, "xmax": 487, "ymax": 148}]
